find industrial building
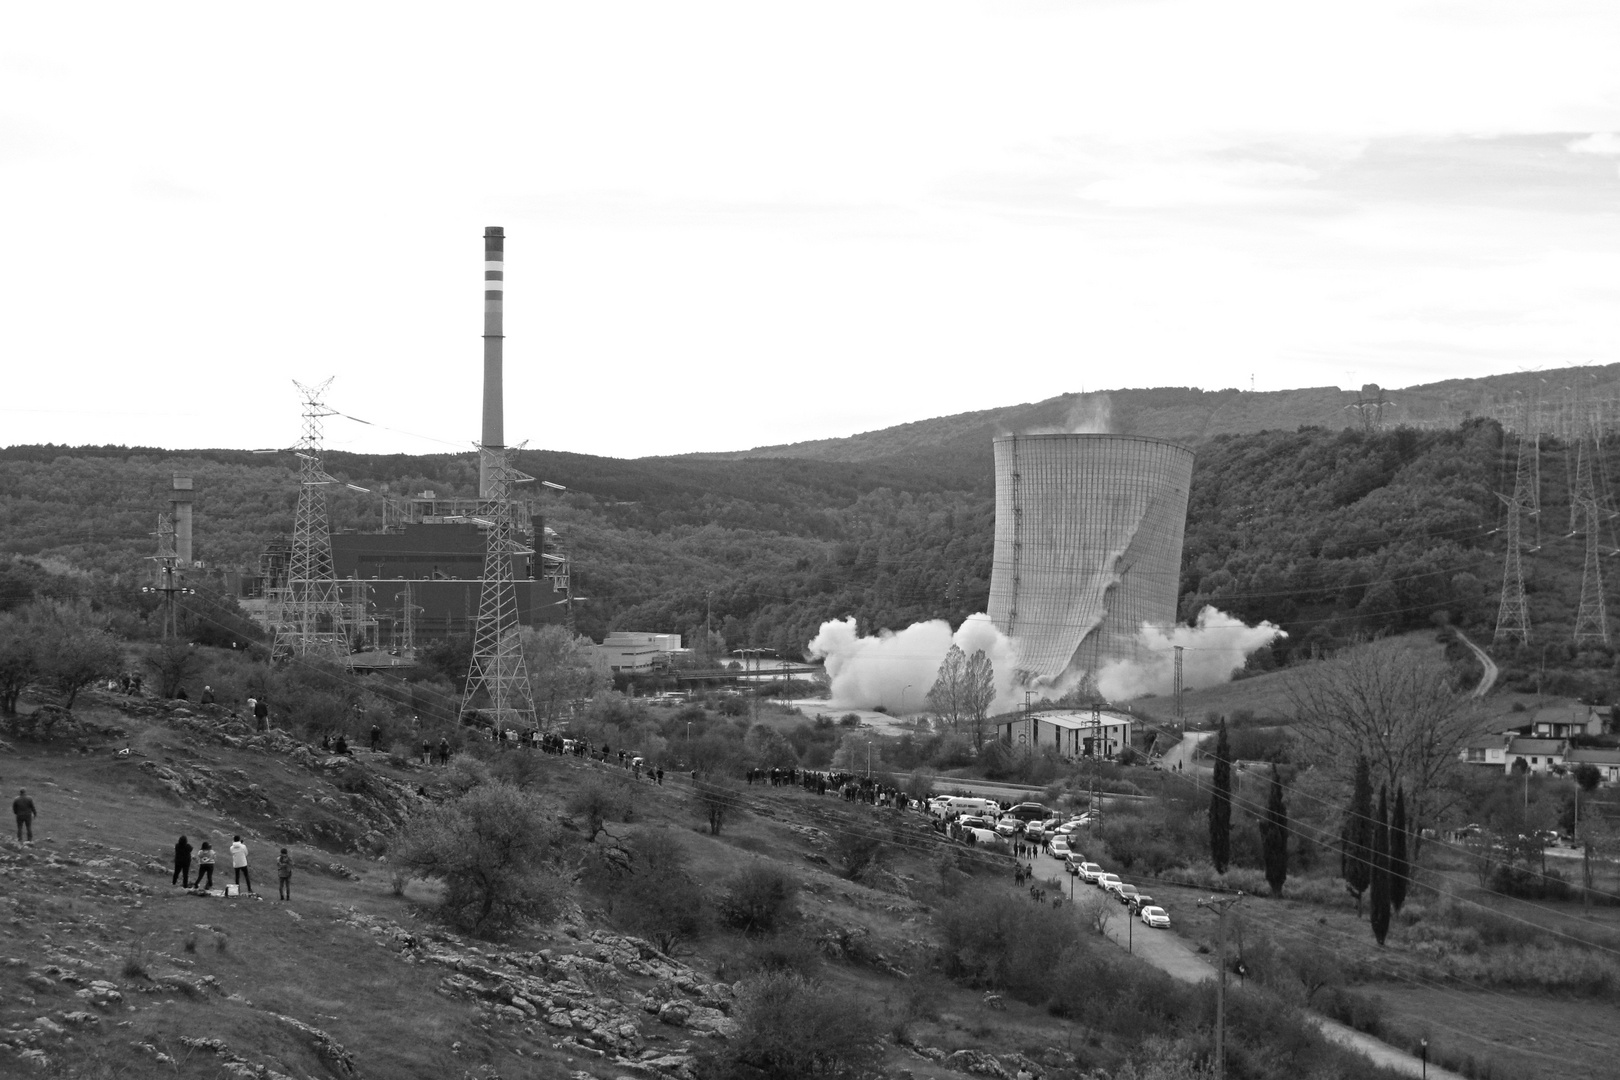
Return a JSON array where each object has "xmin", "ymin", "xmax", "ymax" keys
[
  {"xmin": 998, "ymin": 709, "xmax": 1135, "ymax": 760},
  {"xmin": 592, "ymin": 632, "xmax": 685, "ymax": 674},
  {"xmin": 987, "ymin": 433, "xmax": 1194, "ymax": 693},
  {"xmin": 242, "ymin": 226, "xmax": 574, "ymax": 655}
]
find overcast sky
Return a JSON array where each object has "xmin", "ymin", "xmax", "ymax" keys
[{"xmin": 4, "ymin": 2, "xmax": 1619, "ymax": 460}]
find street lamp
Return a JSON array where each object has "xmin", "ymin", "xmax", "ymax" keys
[{"xmin": 1420, "ymin": 1037, "xmax": 1428, "ymax": 1079}]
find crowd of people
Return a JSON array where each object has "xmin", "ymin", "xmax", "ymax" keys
[{"xmin": 169, "ymin": 833, "xmax": 294, "ymax": 899}]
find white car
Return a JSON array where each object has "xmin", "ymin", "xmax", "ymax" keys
[
  {"xmin": 1075, "ymin": 862, "xmax": 1104, "ymax": 884},
  {"xmin": 1023, "ymin": 822, "xmax": 1047, "ymax": 843},
  {"xmin": 1050, "ymin": 836, "xmax": 1072, "ymax": 859},
  {"xmin": 1140, "ymin": 906, "xmax": 1171, "ymax": 929},
  {"xmin": 1096, "ymin": 873, "xmax": 1123, "ymax": 893}
]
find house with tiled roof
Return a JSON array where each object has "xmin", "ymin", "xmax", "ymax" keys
[
  {"xmin": 1503, "ymin": 736, "xmax": 1567, "ymax": 775},
  {"xmin": 1565, "ymin": 746, "xmax": 1620, "ymax": 785}
]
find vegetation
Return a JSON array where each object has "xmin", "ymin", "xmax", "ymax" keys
[
  {"xmin": 1261, "ymin": 763, "xmax": 1288, "ymax": 897},
  {"xmin": 718, "ymin": 865, "xmax": 799, "ymax": 934},
  {"xmin": 392, "ymin": 781, "xmax": 568, "ymax": 935},
  {"xmin": 721, "ymin": 971, "xmax": 882, "ymax": 1080}
]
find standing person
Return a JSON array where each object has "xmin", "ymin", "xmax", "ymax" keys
[
  {"xmin": 195, "ymin": 841, "xmax": 216, "ymax": 889},
  {"xmin": 246, "ymin": 694, "xmax": 257, "ymax": 719},
  {"xmin": 200, "ymin": 685, "xmax": 215, "ymax": 705},
  {"xmin": 172, "ymin": 835, "xmax": 193, "ymax": 888},
  {"xmin": 276, "ymin": 848, "xmax": 293, "ymax": 900},
  {"xmin": 370, "ymin": 724, "xmax": 381, "ymax": 752},
  {"xmin": 13, "ymin": 789, "xmax": 36, "ymax": 843},
  {"xmin": 229, "ymin": 835, "xmax": 252, "ymax": 893},
  {"xmin": 420, "ymin": 739, "xmax": 430, "ymax": 765},
  {"xmin": 253, "ymin": 697, "xmax": 270, "ymax": 732},
  {"xmin": 655, "ymin": 766, "xmax": 664, "ymax": 786},
  {"xmin": 438, "ymin": 737, "xmax": 450, "ymax": 766}
]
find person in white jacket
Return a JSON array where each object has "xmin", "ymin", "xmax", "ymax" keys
[{"xmin": 229, "ymin": 835, "xmax": 252, "ymax": 893}]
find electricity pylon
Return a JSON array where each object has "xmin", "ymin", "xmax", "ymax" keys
[
  {"xmin": 1572, "ymin": 413, "xmax": 1610, "ymax": 646},
  {"xmin": 461, "ymin": 445, "xmax": 538, "ymax": 730},
  {"xmin": 273, "ymin": 379, "xmax": 351, "ymax": 661},
  {"xmin": 1494, "ymin": 415, "xmax": 1538, "ymax": 646}
]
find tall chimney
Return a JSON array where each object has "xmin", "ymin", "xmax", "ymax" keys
[
  {"xmin": 480, "ymin": 226, "xmax": 505, "ymax": 498},
  {"xmin": 170, "ymin": 475, "xmax": 194, "ymax": 566}
]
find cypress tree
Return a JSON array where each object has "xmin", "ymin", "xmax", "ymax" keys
[
  {"xmin": 1209, "ymin": 719, "xmax": 1232, "ymax": 873},
  {"xmin": 1391, "ymin": 786, "xmax": 1410, "ymax": 913},
  {"xmin": 1343, "ymin": 755, "xmax": 1373, "ymax": 916},
  {"xmin": 1262, "ymin": 762, "xmax": 1288, "ymax": 897},
  {"xmin": 1370, "ymin": 785, "xmax": 1392, "ymax": 946}
]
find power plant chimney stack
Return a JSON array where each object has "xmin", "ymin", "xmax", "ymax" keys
[{"xmin": 480, "ymin": 226, "xmax": 505, "ymax": 498}]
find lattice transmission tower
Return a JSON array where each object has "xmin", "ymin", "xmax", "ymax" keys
[
  {"xmin": 272, "ymin": 379, "xmax": 351, "ymax": 661},
  {"xmin": 461, "ymin": 445, "xmax": 538, "ymax": 730},
  {"xmin": 1493, "ymin": 409, "xmax": 1539, "ymax": 646},
  {"xmin": 1572, "ymin": 412, "xmax": 1611, "ymax": 647}
]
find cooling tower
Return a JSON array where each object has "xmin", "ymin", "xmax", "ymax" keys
[{"xmin": 988, "ymin": 434, "xmax": 1194, "ymax": 687}]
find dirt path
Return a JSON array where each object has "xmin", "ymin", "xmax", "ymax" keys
[
  {"xmin": 1089, "ymin": 895, "xmax": 1468, "ymax": 1080},
  {"xmin": 1455, "ymin": 631, "xmax": 1498, "ymax": 698}
]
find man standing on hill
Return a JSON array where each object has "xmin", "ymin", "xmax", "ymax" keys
[
  {"xmin": 172, "ymin": 835, "xmax": 193, "ymax": 887},
  {"xmin": 13, "ymin": 789, "xmax": 36, "ymax": 843},
  {"xmin": 253, "ymin": 697, "xmax": 270, "ymax": 732},
  {"xmin": 438, "ymin": 737, "xmax": 450, "ymax": 766}
]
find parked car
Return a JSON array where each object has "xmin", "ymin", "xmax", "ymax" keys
[
  {"xmin": 1050, "ymin": 836, "xmax": 1072, "ymax": 859},
  {"xmin": 1064, "ymin": 853, "xmax": 1083, "ymax": 875},
  {"xmin": 1075, "ymin": 862, "xmax": 1105, "ymax": 884},
  {"xmin": 1128, "ymin": 894, "xmax": 1156, "ymax": 915},
  {"xmin": 995, "ymin": 817, "xmax": 1023, "ymax": 838},
  {"xmin": 1096, "ymin": 873, "xmax": 1123, "ymax": 893},
  {"xmin": 1006, "ymin": 802, "xmax": 1051, "ymax": 823},
  {"xmin": 1115, "ymin": 884, "xmax": 1141, "ymax": 906},
  {"xmin": 1140, "ymin": 906, "xmax": 1171, "ymax": 929}
]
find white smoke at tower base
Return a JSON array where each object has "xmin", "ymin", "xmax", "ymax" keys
[
  {"xmin": 1094, "ymin": 606, "xmax": 1286, "ymax": 701},
  {"xmin": 806, "ymin": 613, "xmax": 1023, "ymax": 714}
]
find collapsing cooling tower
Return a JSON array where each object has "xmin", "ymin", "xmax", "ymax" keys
[{"xmin": 987, "ymin": 434, "xmax": 1194, "ymax": 688}]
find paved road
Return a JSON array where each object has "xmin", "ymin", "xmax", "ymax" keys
[
  {"xmin": 1454, "ymin": 631, "xmax": 1499, "ymax": 698},
  {"xmin": 1072, "ymin": 883, "xmax": 1467, "ymax": 1079},
  {"xmin": 1159, "ymin": 731, "xmax": 1211, "ymax": 775}
]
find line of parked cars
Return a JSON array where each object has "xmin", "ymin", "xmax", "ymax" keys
[{"xmin": 1063, "ymin": 850, "xmax": 1171, "ymax": 929}]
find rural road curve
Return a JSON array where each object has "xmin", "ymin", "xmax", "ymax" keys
[
  {"xmin": 1084, "ymin": 892, "xmax": 1467, "ymax": 1079},
  {"xmin": 1159, "ymin": 731, "xmax": 1210, "ymax": 775},
  {"xmin": 1454, "ymin": 631, "xmax": 1498, "ymax": 698}
]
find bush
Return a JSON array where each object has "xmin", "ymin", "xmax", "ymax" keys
[
  {"xmin": 568, "ymin": 775, "xmax": 635, "ymax": 843},
  {"xmin": 723, "ymin": 971, "xmax": 881, "ymax": 1080},
  {"xmin": 718, "ymin": 865, "xmax": 798, "ymax": 934},
  {"xmin": 612, "ymin": 831, "xmax": 704, "ymax": 956},
  {"xmin": 741, "ymin": 933, "xmax": 822, "ymax": 978},
  {"xmin": 391, "ymin": 781, "xmax": 569, "ymax": 935},
  {"xmin": 934, "ymin": 884, "xmax": 1084, "ymax": 1002}
]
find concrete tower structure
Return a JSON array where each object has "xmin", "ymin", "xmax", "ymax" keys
[
  {"xmin": 170, "ymin": 476, "xmax": 194, "ymax": 566},
  {"xmin": 988, "ymin": 434, "xmax": 1194, "ymax": 690},
  {"xmin": 480, "ymin": 226, "xmax": 504, "ymax": 499}
]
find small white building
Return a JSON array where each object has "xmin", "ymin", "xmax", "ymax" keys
[
  {"xmin": 593, "ymin": 632, "xmax": 683, "ymax": 674},
  {"xmin": 1566, "ymin": 747, "xmax": 1620, "ymax": 785},
  {"xmin": 998, "ymin": 709, "xmax": 1134, "ymax": 759},
  {"xmin": 1503, "ymin": 736, "xmax": 1566, "ymax": 775}
]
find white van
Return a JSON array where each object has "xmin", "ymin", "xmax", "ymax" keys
[{"xmin": 933, "ymin": 796, "xmax": 1001, "ymax": 819}]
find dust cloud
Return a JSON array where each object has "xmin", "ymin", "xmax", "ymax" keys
[
  {"xmin": 1094, "ymin": 606, "xmax": 1285, "ymax": 701},
  {"xmin": 806, "ymin": 613, "xmax": 1022, "ymax": 714}
]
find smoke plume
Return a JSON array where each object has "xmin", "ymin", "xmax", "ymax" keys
[
  {"xmin": 806, "ymin": 613, "xmax": 1023, "ymax": 714},
  {"xmin": 1019, "ymin": 393, "xmax": 1113, "ymax": 436},
  {"xmin": 1094, "ymin": 606, "xmax": 1285, "ymax": 701}
]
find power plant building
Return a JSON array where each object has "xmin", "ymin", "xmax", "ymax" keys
[{"xmin": 987, "ymin": 434, "xmax": 1194, "ymax": 690}]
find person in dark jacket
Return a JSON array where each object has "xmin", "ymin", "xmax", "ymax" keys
[
  {"xmin": 13, "ymin": 789, "xmax": 36, "ymax": 843},
  {"xmin": 172, "ymin": 835, "xmax": 193, "ymax": 887}
]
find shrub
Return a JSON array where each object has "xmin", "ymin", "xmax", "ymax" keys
[
  {"xmin": 935, "ymin": 884, "xmax": 1083, "ymax": 1002},
  {"xmin": 724, "ymin": 972, "xmax": 881, "ymax": 1080},
  {"xmin": 719, "ymin": 865, "xmax": 798, "ymax": 934},
  {"xmin": 741, "ymin": 933, "xmax": 822, "ymax": 977},
  {"xmin": 391, "ymin": 780, "xmax": 569, "ymax": 935},
  {"xmin": 568, "ymin": 775, "xmax": 635, "ymax": 843}
]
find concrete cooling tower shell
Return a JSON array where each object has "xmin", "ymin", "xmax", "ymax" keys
[{"xmin": 988, "ymin": 434, "xmax": 1194, "ymax": 686}]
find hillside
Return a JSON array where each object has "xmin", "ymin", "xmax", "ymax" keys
[{"xmin": 8, "ymin": 366, "xmax": 1620, "ymax": 675}]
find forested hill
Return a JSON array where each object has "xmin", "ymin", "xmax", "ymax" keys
[
  {"xmin": 8, "ymin": 419, "xmax": 1604, "ymax": 670},
  {"xmin": 692, "ymin": 363, "xmax": 1620, "ymax": 489}
]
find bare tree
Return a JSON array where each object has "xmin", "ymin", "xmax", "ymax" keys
[
  {"xmin": 927, "ymin": 645, "xmax": 968, "ymax": 734},
  {"xmin": 962, "ymin": 648, "xmax": 995, "ymax": 750},
  {"xmin": 520, "ymin": 625, "xmax": 601, "ymax": 724},
  {"xmin": 1286, "ymin": 638, "xmax": 1479, "ymax": 854}
]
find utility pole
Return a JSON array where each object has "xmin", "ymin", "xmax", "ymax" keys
[
  {"xmin": 1173, "ymin": 646, "xmax": 1185, "ymax": 733},
  {"xmin": 1495, "ymin": 399, "xmax": 1538, "ymax": 646},
  {"xmin": 1197, "ymin": 893, "xmax": 1245, "ymax": 1080},
  {"xmin": 1091, "ymin": 703, "xmax": 1104, "ymax": 835}
]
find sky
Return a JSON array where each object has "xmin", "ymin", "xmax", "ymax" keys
[{"xmin": 3, "ymin": 1, "xmax": 1619, "ymax": 461}]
